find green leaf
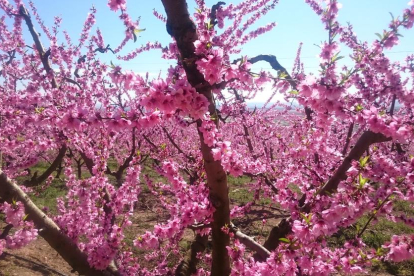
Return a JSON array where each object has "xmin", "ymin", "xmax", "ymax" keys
[
  {"xmin": 23, "ymin": 214, "xmax": 29, "ymax": 221},
  {"xmin": 289, "ymin": 90, "xmax": 299, "ymax": 95},
  {"xmin": 355, "ymin": 104, "xmax": 364, "ymax": 112},
  {"xmin": 359, "ymin": 174, "xmax": 368, "ymax": 188},
  {"xmin": 376, "ymin": 247, "xmax": 384, "ymax": 256},
  {"xmin": 359, "ymin": 156, "xmax": 370, "ymax": 168},
  {"xmin": 134, "ymin": 28, "xmax": 146, "ymax": 34},
  {"xmin": 238, "ymin": 56, "xmax": 245, "ymax": 66},
  {"xmin": 375, "ymin": 33, "xmax": 382, "ymax": 40},
  {"xmin": 132, "ymin": 28, "xmax": 145, "ymax": 43},
  {"xmin": 359, "ymin": 250, "xmax": 367, "ymax": 259},
  {"xmin": 300, "ymin": 213, "xmax": 312, "ymax": 224},
  {"xmin": 278, "ymin": 71, "xmax": 288, "ymax": 79},
  {"xmin": 279, "ymin": 238, "xmax": 290, "ymax": 244},
  {"xmin": 331, "ymin": 52, "xmax": 344, "ymax": 63},
  {"xmin": 349, "ymin": 259, "xmax": 357, "ymax": 265},
  {"xmin": 110, "ymin": 61, "xmax": 116, "ymax": 69},
  {"xmin": 35, "ymin": 107, "xmax": 45, "ymax": 114}
]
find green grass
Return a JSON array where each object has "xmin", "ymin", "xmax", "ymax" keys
[
  {"xmin": 11, "ymin": 162, "xmax": 67, "ymax": 215},
  {"xmin": 361, "ymin": 217, "xmax": 414, "ymax": 276},
  {"xmin": 328, "ymin": 215, "xmax": 414, "ymax": 276},
  {"xmin": 30, "ymin": 179, "xmax": 67, "ymax": 215},
  {"xmin": 394, "ymin": 200, "xmax": 414, "ymax": 216},
  {"xmin": 228, "ymin": 175, "xmax": 253, "ymax": 204}
]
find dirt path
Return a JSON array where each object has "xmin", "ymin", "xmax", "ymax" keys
[{"xmin": 0, "ymin": 236, "xmax": 77, "ymax": 276}]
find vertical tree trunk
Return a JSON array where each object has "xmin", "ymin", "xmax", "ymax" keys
[{"xmin": 160, "ymin": 1, "xmax": 231, "ymax": 275}]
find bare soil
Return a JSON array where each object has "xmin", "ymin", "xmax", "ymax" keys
[{"xmin": 0, "ymin": 236, "xmax": 77, "ymax": 276}]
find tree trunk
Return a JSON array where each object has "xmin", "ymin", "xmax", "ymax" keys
[{"xmin": 160, "ymin": 1, "xmax": 231, "ymax": 275}]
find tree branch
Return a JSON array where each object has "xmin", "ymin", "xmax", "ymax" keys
[
  {"xmin": 311, "ymin": 131, "xmax": 391, "ymax": 201},
  {"xmin": 162, "ymin": 127, "xmax": 195, "ymax": 162},
  {"xmin": 19, "ymin": 5, "xmax": 57, "ymax": 89},
  {"xmin": 210, "ymin": 2, "xmax": 226, "ymax": 26},
  {"xmin": 230, "ymin": 223, "xmax": 270, "ymax": 260},
  {"xmin": 0, "ymin": 224, "xmax": 13, "ymax": 240},
  {"xmin": 341, "ymin": 122, "xmax": 354, "ymax": 156},
  {"xmin": 24, "ymin": 145, "xmax": 67, "ymax": 187},
  {"xmin": 260, "ymin": 131, "xmax": 392, "ymax": 259},
  {"xmin": 246, "ymin": 54, "xmax": 313, "ymax": 121},
  {"xmin": 113, "ymin": 128, "xmax": 137, "ymax": 185},
  {"xmin": 79, "ymin": 151, "xmax": 95, "ymax": 175},
  {"xmin": 0, "ymin": 170, "xmax": 117, "ymax": 275},
  {"xmin": 253, "ymin": 218, "xmax": 290, "ymax": 261}
]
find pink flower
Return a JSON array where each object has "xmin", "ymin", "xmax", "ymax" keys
[
  {"xmin": 311, "ymin": 220, "xmax": 328, "ymax": 237},
  {"xmin": 1, "ymin": 202, "xmax": 25, "ymax": 227},
  {"xmin": 298, "ymin": 75, "xmax": 317, "ymax": 97},
  {"xmin": 319, "ymin": 42, "xmax": 339, "ymax": 62},
  {"xmin": 108, "ymin": 0, "xmax": 126, "ymax": 12},
  {"xmin": 383, "ymin": 33, "xmax": 399, "ymax": 49},
  {"xmin": 292, "ymin": 220, "xmax": 310, "ymax": 240},
  {"xmin": 384, "ymin": 235, "xmax": 414, "ymax": 262}
]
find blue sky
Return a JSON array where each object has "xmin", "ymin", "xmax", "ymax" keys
[{"xmin": 16, "ymin": 0, "xmax": 414, "ymax": 102}]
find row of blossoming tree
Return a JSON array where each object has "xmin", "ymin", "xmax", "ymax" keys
[{"xmin": 0, "ymin": 0, "xmax": 414, "ymax": 275}]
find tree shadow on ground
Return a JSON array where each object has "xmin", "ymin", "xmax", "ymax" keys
[{"xmin": 0, "ymin": 252, "xmax": 68, "ymax": 276}]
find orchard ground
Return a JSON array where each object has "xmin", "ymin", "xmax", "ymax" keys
[{"xmin": 1, "ymin": 160, "xmax": 413, "ymax": 276}]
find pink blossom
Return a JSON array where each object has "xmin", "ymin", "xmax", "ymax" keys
[{"xmin": 108, "ymin": 0, "xmax": 126, "ymax": 12}]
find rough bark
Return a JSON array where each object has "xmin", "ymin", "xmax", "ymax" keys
[
  {"xmin": 161, "ymin": 1, "xmax": 231, "ymax": 275},
  {"xmin": 0, "ymin": 170, "xmax": 119, "ymax": 275}
]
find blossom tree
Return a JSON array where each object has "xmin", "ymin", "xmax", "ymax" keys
[{"xmin": 1, "ymin": 0, "xmax": 414, "ymax": 275}]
